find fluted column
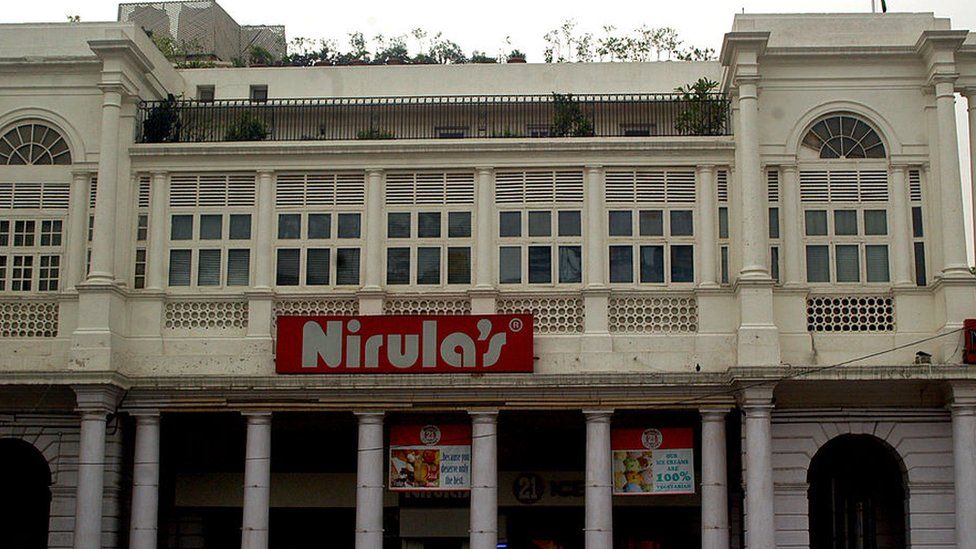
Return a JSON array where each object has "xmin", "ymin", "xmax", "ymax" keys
[
  {"xmin": 72, "ymin": 385, "xmax": 123, "ymax": 549},
  {"xmin": 584, "ymin": 409, "xmax": 613, "ymax": 548},
  {"xmin": 701, "ymin": 408, "xmax": 730, "ymax": 549},
  {"xmin": 66, "ymin": 170, "xmax": 92, "ymax": 290},
  {"xmin": 469, "ymin": 410, "xmax": 498, "ymax": 549},
  {"xmin": 241, "ymin": 412, "xmax": 272, "ymax": 549},
  {"xmin": 736, "ymin": 76, "xmax": 769, "ymax": 280},
  {"xmin": 740, "ymin": 388, "xmax": 775, "ymax": 549},
  {"xmin": 697, "ymin": 164, "xmax": 718, "ymax": 287},
  {"xmin": 146, "ymin": 171, "xmax": 169, "ymax": 290},
  {"xmin": 355, "ymin": 412, "xmax": 384, "ymax": 549},
  {"xmin": 253, "ymin": 170, "xmax": 275, "ymax": 290},
  {"xmin": 129, "ymin": 411, "xmax": 161, "ymax": 549},
  {"xmin": 780, "ymin": 165, "xmax": 803, "ymax": 285},
  {"xmin": 889, "ymin": 165, "xmax": 914, "ymax": 286},
  {"xmin": 933, "ymin": 78, "xmax": 970, "ymax": 278},
  {"xmin": 88, "ymin": 84, "xmax": 126, "ymax": 283}
]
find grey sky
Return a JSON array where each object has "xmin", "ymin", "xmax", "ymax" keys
[{"xmin": 2, "ymin": 0, "xmax": 974, "ymax": 260}]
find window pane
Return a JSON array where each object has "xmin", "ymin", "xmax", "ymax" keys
[
  {"xmin": 835, "ymin": 244, "xmax": 860, "ymax": 282},
  {"xmin": 558, "ymin": 246, "xmax": 582, "ymax": 283},
  {"xmin": 911, "ymin": 206, "xmax": 924, "ymax": 238},
  {"xmin": 227, "ymin": 249, "xmax": 250, "ymax": 286},
  {"xmin": 718, "ymin": 207, "xmax": 729, "ymax": 239},
  {"xmin": 806, "ymin": 246, "xmax": 830, "ymax": 283},
  {"xmin": 528, "ymin": 211, "xmax": 551, "ymax": 237},
  {"xmin": 608, "ymin": 211, "xmax": 632, "ymax": 237},
  {"xmin": 448, "ymin": 212, "xmax": 471, "ymax": 238},
  {"xmin": 197, "ymin": 249, "xmax": 221, "ymax": 286},
  {"xmin": 609, "ymin": 245, "xmax": 633, "ymax": 283},
  {"xmin": 768, "ymin": 208, "xmax": 780, "ymax": 239},
  {"xmin": 276, "ymin": 249, "xmax": 300, "ymax": 286},
  {"xmin": 528, "ymin": 246, "xmax": 551, "ymax": 283},
  {"xmin": 171, "ymin": 215, "xmax": 193, "ymax": 240},
  {"xmin": 418, "ymin": 212, "xmax": 441, "ymax": 238},
  {"xmin": 417, "ymin": 247, "xmax": 441, "ymax": 284},
  {"xmin": 337, "ymin": 213, "xmax": 361, "ymax": 238},
  {"xmin": 229, "ymin": 214, "xmax": 251, "ymax": 240},
  {"xmin": 278, "ymin": 214, "xmax": 301, "ymax": 239},
  {"xmin": 335, "ymin": 248, "xmax": 360, "ymax": 285},
  {"xmin": 499, "ymin": 246, "xmax": 521, "ymax": 284},
  {"xmin": 168, "ymin": 249, "xmax": 191, "ymax": 286},
  {"xmin": 308, "ymin": 214, "xmax": 331, "ymax": 239},
  {"xmin": 558, "ymin": 211, "xmax": 581, "ymax": 237},
  {"xmin": 834, "ymin": 210, "xmax": 858, "ymax": 236},
  {"xmin": 771, "ymin": 246, "xmax": 780, "ymax": 283},
  {"xmin": 805, "ymin": 210, "xmax": 827, "ymax": 236},
  {"xmin": 865, "ymin": 245, "xmax": 889, "ymax": 282},
  {"xmin": 200, "ymin": 214, "xmax": 222, "ymax": 240},
  {"xmin": 864, "ymin": 210, "xmax": 887, "ymax": 236},
  {"xmin": 670, "ymin": 245, "xmax": 694, "ymax": 282},
  {"xmin": 670, "ymin": 211, "xmax": 693, "ymax": 236},
  {"xmin": 720, "ymin": 246, "xmax": 729, "ymax": 284},
  {"xmin": 447, "ymin": 247, "xmax": 471, "ymax": 284},
  {"xmin": 306, "ymin": 248, "xmax": 330, "ymax": 285},
  {"xmin": 388, "ymin": 212, "xmax": 410, "ymax": 238},
  {"xmin": 914, "ymin": 242, "xmax": 927, "ymax": 286},
  {"xmin": 387, "ymin": 248, "xmax": 410, "ymax": 284},
  {"xmin": 499, "ymin": 211, "xmax": 521, "ymax": 237},
  {"xmin": 639, "ymin": 210, "xmax": 663, "ymax": 236},
  {"xmin": 639, "ymin": 245, "xmax": 664, "ymax": 283}
]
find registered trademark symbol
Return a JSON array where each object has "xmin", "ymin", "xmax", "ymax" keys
[{"xmin": 509, "ymin": 318, "xmax": 523, "ymax": 332}]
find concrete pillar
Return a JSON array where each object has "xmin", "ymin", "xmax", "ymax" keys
[
  {"xmin": 474, "ymin": 167, "xmax": 495, "ymax": 289},
  {"xmin": 583, "ymin": 409, "xmax": 613, "ymax": 548},
  {"xmin": 701, "ymin": 409, "xmax": 730, "ymax": 549},
  {"xmin": 253, "ymin": 170, "xmax": 275, "ymax": 290},
  {"xmin": 967, "ymin": 90, "xmax": 976, "ymax": 260},
  {"xmin": 697, "ymin": 164, "xmax": 718, "ymax": 287},
  {"xmin": 933, "ymin": 79, "xmax": 970, "ymax": 278},
  {"xmin": 740, "ymin": 387, "xmax": 775, "ymax": 549},
  {"xmin": 129, "ymin": 411, "xmax": 161, "ymax": 549},
  {"xmin": 780, "ymin": 165, "xmax": 803, "ymax": 286},
  {"xmin": 363, "ymin": 169, "xmax": 385, "ymax": 292},
  {"xmin": 889, "ymin": 165, "xmax": 914, "ymax": 287},
  {"xmin": 950, "ymin": 382, "xmax": 976, "ymax": 549},
  {"xmin": 355, "ymin": 412, "xmax": 384, "ymax": 549},
  {"xmin": 146, "ymin": 171, "xmax": 169, "ymax": 290},
  {"xmin": 469, "ymin": 410, "xmax": 498, "ymax": 549},
  {"xmin": 241, "ymin": 412, "xmax": 272, "ymax": 549},
  {"xmin": 735, "ymin": 76, "xmax": 769, "ymax": 280},
  {"xmin": 66, "ymin": 170, "xmax": 92, "ymax": 290},
  {"xmin": 72, "ymin": 385, "xmax": 123, "ymax": 549},
  {"xmin": 584, "ymin": 165, "xmax": 606, "ymax": 288},
  {"xmin": 88, "ymin": 85, "xmax": 125, "ymax": 283}
]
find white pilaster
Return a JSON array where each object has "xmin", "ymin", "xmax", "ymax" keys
[
  {"xmin": 72, "ymin": 385, "xmax": 123, "ymax": 549},
  {"xmin": 740, "ymin": 387, "xmax": 775, "ymax": 549},
  {"xmin": 889, "ymin": 165, "xmax": 914, "ymax": 287},
  {"xmin": 355, "ymin": 412, "xmax": 384, "ymax": 549},
  {"xmin": 583, "ymin": 409, "xmax": 613, "ymax": 548},
  {"xmin": 146, "ymin": 171, "xmax": 169, "ymax": 290},
  {"xmin": 697, "ymin": 164, "xmax": 718, "ymax": 287},
  {"xmin": 933, "ymin": 79, "xmax": 970, "ymax": 278},
  {"xmin": 701, "ymin": 408, "xmax": 730, "ymax": 549},
  {"xmin": 129, "ymin": 411, "xmax": 161, "ymax": 549},
  {"xmin": 584, "ymin": 165, "xmax": 606, "ymax": 288},
  {"xmin": 253, "ymin": 170, "xmax": 275, "ymax": 290},
  {"xmin": 241, "ymin": 412, "xmax": 272, "ymax": 549},
  {"xmin": 967, "ymin": 90, "xmax": 976, "ymax": 259},
  {"xmin": 88, "ymin": 85, "xmax": 125, "ymax": 283},
  {"xmin": 66, "ymin": 170, "xmax": 92, "ymax": 290},
  {"xmin": 360, "ymin": 170, "xmax": 385, "ymax": 315},
  {"xmin": 950, "ymin": 382, "xmax": 976, "ymax": 549},
  {"xmin": 469, "ymin": 410, "xmax": 498, "ymax": 549},
  {"xmin": 780, "ymin": 164, "xmax": 803, "ymax": 286},
  {"xmin": 735, "ymin": 76, "xmax": 768, "ymax": 280},
  {"xmin": 474, "ymin": 167, "xmax": 495, "ymax": 289}
]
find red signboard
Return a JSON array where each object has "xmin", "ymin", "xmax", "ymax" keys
[{"xmin": 275, "ymin": 314, "xmax": 534, "ymax": 374}]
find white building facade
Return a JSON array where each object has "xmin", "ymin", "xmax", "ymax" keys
[{"xmin": 1, "ymin": 7, "xmax": 976, "ymax": 549}]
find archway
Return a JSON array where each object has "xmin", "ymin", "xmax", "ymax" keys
[
  {"xmin": 0, "ymin": 438, "xmax": 52, "ymax": 549},
  {"xmin": 808, "ymin": 435, "xmax": 907, "ymax": 549}
]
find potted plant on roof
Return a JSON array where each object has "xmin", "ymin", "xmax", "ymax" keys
[{"xmin": 506, "ymin": 49, "xmax": 526, "ymax": 63}]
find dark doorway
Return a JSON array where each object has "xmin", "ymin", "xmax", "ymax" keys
[
  {"xmin": 808, "ymin": 435, "xmax": 907, "ymax": 549},
  {"xmin": 0, "ymin": 438, "xmax": 52, "ymax": 549}
]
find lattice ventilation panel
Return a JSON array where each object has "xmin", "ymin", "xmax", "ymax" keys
[
  {"xmin": 384, "ymin": 298, "xmax": 471, "ymax": 315},
  {"xmin": 273, "ymin": 298, "xmax": 359, "ymax": 330},
  {"xmin": 0, "ymin": 301, "xmax": 59, "ymax": 338},
  {"xmin": 496, "ymin": 296, "xmax": 584, "ymax": 334},
  {"xmin": 806, "ymin": 295, "xmax": 894, "ymax": 332},
  {"xmin": 608, "ymin": 296, "xmax": 698, "ymax": 334},
  {"xmin": 164, "ymin": 300, "xmax": 248, "ymax": 330}
]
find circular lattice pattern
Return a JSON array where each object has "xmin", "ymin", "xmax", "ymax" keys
[
  {"xmin": 273, "ymin": 298, "xmax": 359, "ymax": 329},
  {"xmin": 608, "ymin": 296, "xmax": 698, "ymax": 334},
  {"xmin": 496, "ymin": 297, "xmax": 584, "ymax": 334},
  {"xmin": 384, "ymin": 298, "xmax": 471, "ymax": 315},
  {"xmin": 0, "ymin": 301, "xmax": 59, "ymax": 337},
  {"xmin": 806, "ymin": 295, "xmax": 894, "ymax": 332},
  {"xmin": 164, "ymin": 300, "xmax": 248, "ymax": 330}
]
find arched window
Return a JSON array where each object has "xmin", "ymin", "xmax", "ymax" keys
[
  {"xmin": 802, "ymin": 114, "xmax": 886, "ymax": 159},
  {"xmin": 0, "ymin": 123, "xmax": 72, "ymax": 165}
]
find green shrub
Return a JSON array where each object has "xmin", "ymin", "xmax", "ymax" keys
[{"xmin": 225, "ymin": 112, "xmax": 269, "ymax": 141}]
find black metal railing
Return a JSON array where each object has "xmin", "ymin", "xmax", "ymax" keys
[{"xmin": 136, "ymin": 93, "xmax": 731, "ymax": 143}]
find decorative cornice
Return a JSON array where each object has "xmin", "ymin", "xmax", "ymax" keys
[
  {"xmin": 720, "ymin": 32, "xmax": 770, "ymax": 66},
  {"xmin": 88, "ymin": 38, "xmax": 155, "ymax": 74}
]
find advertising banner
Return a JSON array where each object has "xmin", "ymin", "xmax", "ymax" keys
[
  {"xmin": 389, "ymin": 423, "xmax": 472, "ymax": 492},
  {"xmin": 611, "ymin": 427, "xmax": 695, "ymax": 495},
  {"xmin": 276, "ymin": 314, "xmax": 533, "ymax": 374}
]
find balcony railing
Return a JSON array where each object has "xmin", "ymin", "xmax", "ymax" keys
[{"xmin": 136, "ymin": 93, "xmax": 731, "ymax": 143}]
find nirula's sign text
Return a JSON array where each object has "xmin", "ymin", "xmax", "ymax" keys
[{"xmin": 275, "ymin": 314, "xmax": 534, "ymax": 373}]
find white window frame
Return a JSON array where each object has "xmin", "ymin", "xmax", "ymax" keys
[
  {"xmin": 496, "ymin": 206, "xmax": 584, "ymax": 287},
  {"xmin": 167, "ymin": 210, "xmax": 254, "ymax": 290},
  {"xmin": 383, "ymin": 207, "xmax": 473, "ymax": 289},
  {"xmin": 273, "ymin": 210, "xmax": 364, "ymax": 290},
  {"xmin": 606, "ymin": 206, "xmax": 696, "ymax": 287}
]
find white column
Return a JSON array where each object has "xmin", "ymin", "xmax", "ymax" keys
[
  {"xmin": 355, "ymin": 412, "xmax": 384, "ymax": 549},
  {"xmin": 241, "ymin": 412, "xmax": 272, "ymax": 549},
  {"xmin": 88, "ymin": 85, "xmax": 125, "ymax": 283},
  {"xmin": 146, "ymin": 171, "xmax": 169, "ymax": 290},
  {"xmin": 701, "ymin": 409, "xmax": 730, "ymax": 549},
  {"xmin": 584, "ymin": 166, "xmax": 606, "ymax": 288},
  {"xmin": 780, "ymin": 165, "xmax": 803, "ymax": 286},
  {"xmin": 698, "ymin": 164, "xmax": 718, "ymax": 287},
  {"xmin": 967, "ymin": 90, "xmax": 976, "ymax": 259},
  {"xmin": 66, "ymin": 170, "xmax": 91, "ymax": 290},
  {"xmin": 933, "ymin": 79, "xmax": 970, "ymax": 278},
  {"xmin": 363, "ymin": 170, "xmax": 385, "ymax": 292},
  {"xmin": 741, "ymin": 388, "xmax": 775, "ymax": 549},
  {"xmin": 469, "ymin": 411, "xmax": 498, "ymax": 549},
  {"xmin": 736, "ymin": 76, "xmax": 769, "ymax": 280},
  {"xmin": 72, "ymin": 385, "xmax": 122, "ymax": 549},
  {"xmin": 583, "ymin": 409, "xmax": 613, "ymax": 548},
  {"xmin": 889, "ymin": 165, "xmax": 914, "ymax": 286},
  {"xmin": 950, "ymin": 383, "xmax": 976, "ymax": 549},
  {"xmin": 253, "ymin": 170, "xmax": 275, "ymax": 290},
  {"xmin": 474, "ymin": 167, "xmax": 495, "ymax": 289},
  {"xmin": 129, "ymin": 411, "xmax": 161, "ymax": 549}
]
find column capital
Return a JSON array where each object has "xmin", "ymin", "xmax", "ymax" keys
[
  {"xmin": 696, "ymin": 163, "xmax": 717, "ymax": 172},
  {"xmin": 582, "ymin": 409, "xmax": 614, "ymax": 422},
  {"xmin": 73, "ymin": 384, "xmax": 125, "ymax": 414},
  {"xmin": 966, "ymin": 88, "xmax": 976, "ymax": 107},
  {"xmin": 242, "ymin": 411, "xmax": 273, "ymax": 422},
  {"xmin": 584, "ymin": 164, "xmax": 604, "ymax": 171},
  {"xmin": 736, "ymin": 385, "xmax": 775, "ymax": 409},
  {"xmin": 355, "ymin": 411, "xmax": 385, "ymax": 424},
  {"xmin": 700, "ymin": 407, "xmax": 732, "ymax": 421},
  {"xmin": 468, "ymin": 409, "xmax": 500, "ymax": 422},
  {"xmin": 365, "ymin": 168, "xmax": 385, "ymax": 177},
  {"xmin": 949, "ymin": 381, "xmax": 976, "ymax": 408},
  {"xmin": 889, "ymin": 163, "xmax": 911, "ymax": 173},
  {"xmin": 255, "ymin": 169, "xmax": 275, "ymax": 178},
  {"xmin": 129, "ymin": 409, "xmax": 161, "ymax": 420},
  {"xmin": 149, "ymin": 169, "xmax": 169, "ymax": 177},
  {"xmin": 71, "ymin": 169, "xmax": 95, "ymax": 179},
  {"xmin": 475, "ymin": 166, "xmax": 494, "ymax": 175}
]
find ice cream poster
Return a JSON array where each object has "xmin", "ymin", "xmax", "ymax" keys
[
  {"xmin": 611, "ymin": 427, "xmax": 695, "ymax": 495},
  {"xmin": 389, "ymin": 423, "xmax": 472, "ymax": 492}
]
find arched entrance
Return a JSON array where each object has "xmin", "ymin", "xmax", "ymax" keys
[
  {"xmin": 808, "ymin": 434, "xmax": 907, "ymax": 549},
  {"xmin": 0, "ymin": 438, "xmax": 52, "ymax": 549}
]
